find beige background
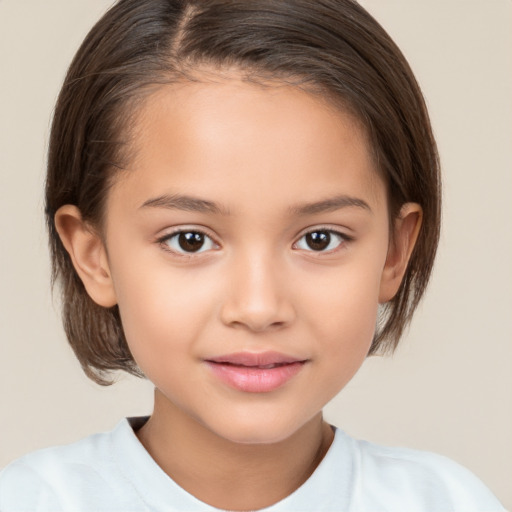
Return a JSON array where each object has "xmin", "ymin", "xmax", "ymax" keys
[{"xmin": 0, "ymin": 0, "xmax": 511, "ymax": 508}]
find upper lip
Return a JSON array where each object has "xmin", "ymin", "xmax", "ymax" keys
[{"xmin": 205, "ymin": 351, "xmax": 307, "ymax": 367}]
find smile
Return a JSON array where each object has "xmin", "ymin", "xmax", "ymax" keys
[{"xmin": 205, "ymin": 352, "xmax": 308, "ymax": 393}]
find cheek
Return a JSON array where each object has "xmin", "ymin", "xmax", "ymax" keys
[
  {"xmin": 317, "ymin": 287, "xmax": 377, "ymax": 371},
  {"xmin": 310, "ymin": 282, "xmax": 379, "ymax": 404},
  {"xmin": 111, "ymin": 259, "xmax": 219, "ymax": 367},
  {"xmin": 299, "ymin": 253, "xmax": 385, "ymax": 381},
  {"xmin": 303, "ymin": 258, "xmax": 383, "ymax": 334}
]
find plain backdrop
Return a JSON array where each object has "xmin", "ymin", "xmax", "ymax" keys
[{"xmin": 0, "ymin": 0, "xmax": 511, "ymax": 508}]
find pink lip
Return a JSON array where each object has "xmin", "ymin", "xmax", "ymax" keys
[{"xmin": 205, "ymin": 351, "xmax": 307, "ymax": 393}]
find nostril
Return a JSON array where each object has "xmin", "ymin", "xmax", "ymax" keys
[
  {"xmin": 221, "ymin": 307, "xmax": 294, "ymax": 332},
  {"xmin": 228, "ymin": 318, "xmax": 286, "ymax": 333}
]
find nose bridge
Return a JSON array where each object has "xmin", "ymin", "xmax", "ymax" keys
[{"xmin": 220, "ymin": 244, "xmax": 294, "ymax": 331}]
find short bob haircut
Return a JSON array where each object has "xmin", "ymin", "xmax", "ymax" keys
[{"xmin": 46, "ymin": 0, "xmax": 441, "ymax": 385}]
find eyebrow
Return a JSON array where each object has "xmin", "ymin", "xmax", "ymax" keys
[
  {"xmin": 140, "ymin": 194, "xmax": 230, "ymax": 215},
  {"xmin": 140, "ymin": 193, "xmax": 371, "ymax": 216},
  {"xmin": 289, "ymin": 195, "xmax": 372, "ymax": 215}
]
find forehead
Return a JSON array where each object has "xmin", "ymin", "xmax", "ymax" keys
[{"xmin": 111, "ymin": 75, "xmax": 385, "ymax": 215}]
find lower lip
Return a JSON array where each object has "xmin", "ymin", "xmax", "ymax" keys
[{"xmin": 205, "ymin": 361, "xmax": 305, "ymax": 393}]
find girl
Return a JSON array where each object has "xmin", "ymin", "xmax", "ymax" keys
[{"xmin": 0, "ymin": 0, "xmax": 506, "ymax": 510}]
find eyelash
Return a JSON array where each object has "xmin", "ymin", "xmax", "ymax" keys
[
  {"xmin": 293, "ymin": 227, "xmax": 352, "ymax": 254},
  {"xmin": 157, "ymin": 227, "xmax": 352, "ymax": 257},
  {"xmin": 157, "ymin": 228, "xmax": 219, "ymax": 258}
]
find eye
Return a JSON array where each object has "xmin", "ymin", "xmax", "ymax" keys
[
  {"xmin": 160, "ymin": 230, "xmax": 218, "ymax": 255},
  {"xmin": 295, "ymin": 229, "xmax": 347, "ymax": 252}
]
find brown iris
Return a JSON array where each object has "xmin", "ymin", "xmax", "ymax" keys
[
  {"xmin": 305, "ymin": 231, "xmax": 331, "ymax": 251},
  {"xmin": 178, "ymin": 232, "xmax": 205, "ymax": 252}
]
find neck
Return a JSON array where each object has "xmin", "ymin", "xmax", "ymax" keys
[{"xmin": 136, "ymin": 388, "xmax": 334, "ymax": 511}]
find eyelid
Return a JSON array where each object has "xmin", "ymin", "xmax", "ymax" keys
[
  {"xmin": 155, "ymin": 224, "xmax": 352, "ymax": 256},
  {"xmin": 156, "ymin": 226, "xmax": 221, "ymax": 257},
  {"xmin": 293, "ymin": 225, "xmax": 353, "ymax": 253},
  {"xmin": 296, "ymin": 224, "xmax": 353, "ymax": 239}
]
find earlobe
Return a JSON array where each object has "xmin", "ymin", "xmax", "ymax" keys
[
  {"xmin": 379, "ymin": 203, "xmax": 423, "ymax": 303},
  {"xmin": 54, "ymin": 205, "xmax": 117, "ymax": 308}
]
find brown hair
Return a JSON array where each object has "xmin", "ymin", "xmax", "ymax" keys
[{"xmin": 46, "ymin": 0, "xmax": 441, "ymax": 385}]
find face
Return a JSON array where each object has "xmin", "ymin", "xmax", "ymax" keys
[{"xmin": 97, "ymin": 76, "xmax": 400, "ymax": 444}]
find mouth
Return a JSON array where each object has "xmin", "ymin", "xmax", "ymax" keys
[{"xmin": 205, "ymin": 352, "xmax": 308, "ymax": 393}]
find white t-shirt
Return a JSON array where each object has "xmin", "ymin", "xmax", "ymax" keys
[{"xmin": 0, "ymin": 417, "xmax": 505, "ymax": 511}]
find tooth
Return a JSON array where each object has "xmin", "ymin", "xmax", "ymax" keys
[{"xmin": 260, "ymin": 364, "xmax": 276, "ymax": 369}]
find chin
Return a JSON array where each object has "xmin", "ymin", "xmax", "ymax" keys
[
  {"xmin": 218, "ymin": 427, "xmax": 294, "ymax": 446},
  {"xmin": 206, "ymin": 411, "xmax": 316, "ymax": 446}
]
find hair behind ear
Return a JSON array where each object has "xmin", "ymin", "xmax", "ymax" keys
[
  {"xmin": 370, "ymin": 199, "xmax": 433, "ymax": 355},
  {"xmin": 53, "ymin": 205, "xmax": 143, "ymax": 385}
]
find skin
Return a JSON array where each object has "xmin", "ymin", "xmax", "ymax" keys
[{"xmin": 56, "ymin": 74, "xmax": 421, "ymax": 510}]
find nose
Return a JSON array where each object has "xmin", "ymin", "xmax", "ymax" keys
[{"xmin": 219, "ymin": 251, "xmax": 296, "ymax": 333}]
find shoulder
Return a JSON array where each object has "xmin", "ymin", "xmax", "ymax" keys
[
  {"xmin": 0, "ymin": 419, "xmax": 144, "ymax": 512},
  {"xmin": 338, "ymin": 432, "xmax": 505, "ymax": 511},
  {"xmin": 0, "ymin": 457, "xmax": 62, "ymax": 511}
]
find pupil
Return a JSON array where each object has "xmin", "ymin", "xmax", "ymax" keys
[
  {"xmin": 178, "ymin": 232, "xmax": 204, "ymax": 252},
  {"xmin": 306, "ymin": 231, "xmax": 330, "ymax": 251}
]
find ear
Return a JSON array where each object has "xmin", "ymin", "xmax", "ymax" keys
[
  {"xmin": 54, "ymin": 205, "xmax": 117, "ymax": 308},
  {"xmin": 379, "ymin": 203, "xmax": 423, "ymax": 303}
]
